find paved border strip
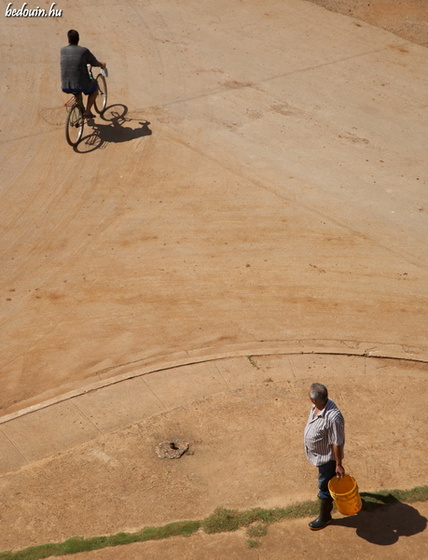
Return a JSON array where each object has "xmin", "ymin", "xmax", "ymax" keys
[
  {"xmin": 1, "ymin": 338, "xmax": 426, "ymax": 425},
  {"xmin": 0, "ymin": 342, "xmax": 426, "ymax": 476}
]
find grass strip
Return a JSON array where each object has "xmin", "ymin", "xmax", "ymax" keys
[
  {"xmin": 1, "ymin": 485, "xmax": 426, "ymax": 560},
  {"xmin": 0, "ymin": 521, "xmax": 201, "ymax": 560},
  {"xmin": 202, "ymin": 500, "xmax": 319, "ymax": 533}
]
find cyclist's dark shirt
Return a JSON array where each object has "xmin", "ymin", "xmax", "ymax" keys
[{"xmin": 60, "ymin": 44, "xmax": 100, "ymax": 92}]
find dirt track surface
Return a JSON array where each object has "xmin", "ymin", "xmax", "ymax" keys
[
  {"xmin": 47, "ymin": 501, "xmax": 428, "ymax": 559},
  {"xmin": 0, "ymin": 357, "xmax": 427, "ymax": 555},
  {"xmin": 1, "ymin": 0, "xmax": 428, "ymax": 416},
  {"xmin": 0, "ymin": 0, "xmax": 427, "ymax": 558},
  {"xmin": 308, "ymin": 0, "xmax": 428, "ymax": 46}
]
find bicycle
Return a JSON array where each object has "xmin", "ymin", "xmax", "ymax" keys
[
  {"xmin": 64, "ymin": 66, "xmax": 108, "ymax": 147},
  {"xmin": 65, "ymin": 92, "xmax": 85, "ymax": 146},
  {"xmin": 90, "ymin": 66, "xmax": 108, "ymax": 114}
]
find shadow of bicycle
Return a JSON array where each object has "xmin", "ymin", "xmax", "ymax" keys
[
  {"xmin": 75, "ymin": 104, "xmax": 152, "ymax": 153},
  {"xmin": 332, "ymin": 493, "xmax": 427, "ymax": 546}
]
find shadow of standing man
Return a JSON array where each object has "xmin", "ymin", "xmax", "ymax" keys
[{"xmin": 333, "ymin": 493, "xmax": 427, "ymax": 545}]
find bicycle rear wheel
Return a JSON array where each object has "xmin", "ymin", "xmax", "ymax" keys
[
  {"xmin": 94, "ymin": 74, "xmax": 108, "ymax": 114},
  {"xmin": 65, "ymin": 104, "xmax": 84, "ymax": 146}
]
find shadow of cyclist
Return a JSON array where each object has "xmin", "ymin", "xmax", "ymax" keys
[
  {"xmin": 332, "ymin": 493, "xmax": 427, "ymax": 546},
  {"xmin": 75, "ymin": 104, "xmax": 152, "ymax": 153}
]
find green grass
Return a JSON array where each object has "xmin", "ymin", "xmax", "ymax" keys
[
  {"xmin": 201, "ymin": 500, "xmax": 320, "ymax": 534},
  {"xmin": 246, "ymin": 539, "xmax": 260, "ymax": 548},
  {"xmin": 1, "ymin": 485, "xmax": 426, "ymax": 560},
  {"xmin": 247, "ymin": 523, "xmax": 268, "ymax": 539},
  {"xmin": 245, "ymin": 522, "xmax": 268, "ymax": 548},
  {"xmin": 0, "ymin": 522, "xmax": 201, "ymax": 560}
]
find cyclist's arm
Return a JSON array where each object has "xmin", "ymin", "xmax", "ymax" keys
[{"xmin": 85, "ymin": 48, "xmax": 106, "ymax": 68}]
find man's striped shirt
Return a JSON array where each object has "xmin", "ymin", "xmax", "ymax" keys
[{"xmin": 304, "ymin": 399, "xmax": 345, "ymax": 466}]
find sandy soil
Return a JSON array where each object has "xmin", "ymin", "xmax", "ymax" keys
[
  {"xmin": 1, "ymin": 0, "xmax": 428, "ymax": 416},
  {"xmin": 0, "ymin": 356, "xmax": 427, "ymax": 556},
  {"xmin": 308, "ymin": 0, "xmax": 428, "ymax": 46},
  {"xmin": 0, "ymin": 0, "xmax": 427, "ymax": 558},
  {"xmin": 52, "ymin": 503, "xmax": 428, "ymax": 560}
]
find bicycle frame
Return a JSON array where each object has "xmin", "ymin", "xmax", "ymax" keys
[{"xmin": 65, "ymin": 92, "xmax": 84, "ymax": 112}]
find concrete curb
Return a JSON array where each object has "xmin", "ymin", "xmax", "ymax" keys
[
  {"xmin": 1, "ymin": 338, "xmax": 426, "ymax": 425},
  {"xmin": 0, "ymin": 343, "xmax": 426, "ymax": 476}
]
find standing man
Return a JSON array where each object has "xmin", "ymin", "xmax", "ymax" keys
[
  {"xmin": 304, "ymin": 383, "xmax": 345, "ymax": 530},
  {"xmin": 60, "ymin": 29, "xmax": 106, "ymax": 118}
]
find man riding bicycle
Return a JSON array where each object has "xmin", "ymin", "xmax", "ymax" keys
[{"xmin": 60, "ymin": 29, "xmax": 106, "ymax": 118}]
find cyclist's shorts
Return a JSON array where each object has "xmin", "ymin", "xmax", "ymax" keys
[{"xmin": 62, "ymin": 80, "xmax": 98, "ymax": 96}]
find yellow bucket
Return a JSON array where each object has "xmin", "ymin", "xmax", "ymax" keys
[{"xmin": 328, "ymin": 474, "xmax": 362, "ymax": 515}]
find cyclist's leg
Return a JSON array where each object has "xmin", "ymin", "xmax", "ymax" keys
[
  {"xmin": 84, "ymin": 81, "xmax": 98, "ymax": 117},
  {"xmin": 75, "ymin": 92, "xmax": 83, "ymax": 110}
]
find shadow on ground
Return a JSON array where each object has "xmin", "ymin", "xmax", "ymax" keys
[
  {"xmin": 76, "ymin": 104, "xmax": 152, "ymax": 153},
  {"xmin": 333, "ymin": 493, "xmax": 427, "ymax": 545}
]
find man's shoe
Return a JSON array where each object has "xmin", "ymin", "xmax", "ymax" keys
[
  {"xmin": 308, "ymin": 497, "xmax": 333, "ymax": 530},
  {"xmin": 308, "ymin": 515, "xmax": 332, "ymax": 530}
]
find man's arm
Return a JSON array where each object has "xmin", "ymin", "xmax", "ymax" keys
[
  {"xmin": 332, "ymin": 444, "xmax": 345, "ymax": 478},
  {"xmin": 85, "ymin": 48, "xmax": 106, "ymax": 69}
]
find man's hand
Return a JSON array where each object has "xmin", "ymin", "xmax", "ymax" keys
[
  {"xmin": 335, "ymin": 464, "xmax": 345, "ymax": 478},
  {"xmin": 332, "ymin": 444, "xmax": 345, "ymax": 478}
]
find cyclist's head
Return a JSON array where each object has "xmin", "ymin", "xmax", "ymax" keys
[{"xmin": 67, "ymin": 29, "xmax": 79, "ymax": 45}]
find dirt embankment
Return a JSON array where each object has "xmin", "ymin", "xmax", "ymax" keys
[{"xmin": 308, "ymin": 0, "xmax": 428, "ymax": 46}]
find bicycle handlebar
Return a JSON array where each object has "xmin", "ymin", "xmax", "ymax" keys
[{"xmin": 87, "ymin": 64, "xmax": 108, "ymax": 78}]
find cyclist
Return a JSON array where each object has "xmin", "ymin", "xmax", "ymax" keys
[{"xmin": 60, "ymin": 29, "xmax": 106, "ymax": 118}]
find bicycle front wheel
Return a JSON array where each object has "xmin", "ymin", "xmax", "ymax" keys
[
  {"xmin": 65, "ymin": 104, "xmax": 84, "ymax": 146},
  {"xmin": 94, "ymin": 74, "xmax": 108, "ymax": 114}
]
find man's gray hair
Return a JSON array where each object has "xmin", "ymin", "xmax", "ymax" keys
[{"xmin": 310, "ymin": 383, "xmax": 328, "ymax": 403}]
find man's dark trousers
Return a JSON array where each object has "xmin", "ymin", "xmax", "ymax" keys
[{"xmin": 318, "ymin": 459, "xmax": 336, "ymax": 498}]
